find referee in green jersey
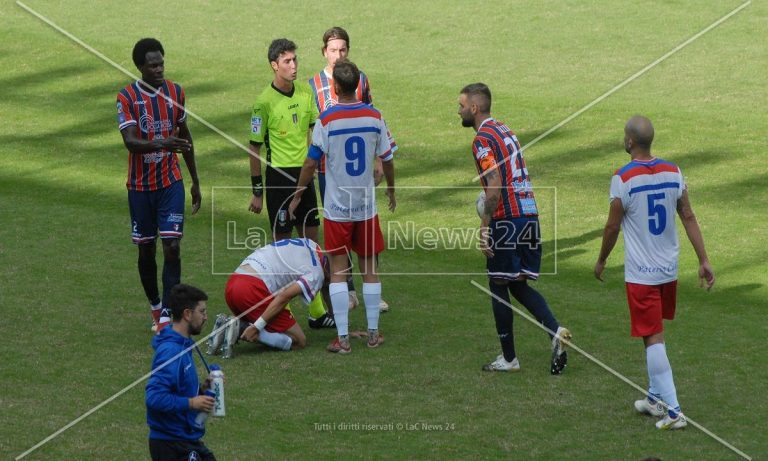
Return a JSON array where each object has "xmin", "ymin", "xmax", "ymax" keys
[
  {"xmin": 248, "ymin": 39, "xmax": 334, "ymax": 329},
  {"xmin": 248, "ymin": 38, "xmax": 320, "ymax": 242}
]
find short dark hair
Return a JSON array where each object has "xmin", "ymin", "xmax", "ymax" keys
[
  {"xmin": 460, "ymin": 82, "xmax": 492, "ymax": 113},
  {"xmin": 332, "ymin": 59, "xmax": 360, "ymax": 96},
  {"xmin": 322, "ymin": 26, "xmax": 350, "ymax": 51},
  {"xmin": 268, "ymin": 38, "xmax": 297, "ymax": 64},
  {"xmin": 132, "ymin": 38, "xmax": 164, "ymax": 68},
  {"xmin": 167, "ymin": 284, "xmax": 208, "ymax": 321}
]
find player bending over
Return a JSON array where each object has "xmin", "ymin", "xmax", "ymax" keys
[{"xmin": 208, "ymin": 238, "xmax": 330, "ymax": 358}]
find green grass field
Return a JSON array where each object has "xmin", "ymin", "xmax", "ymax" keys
[{"xmin": 2, "ymin": 1, "xmax": 767, "ymax": 460}]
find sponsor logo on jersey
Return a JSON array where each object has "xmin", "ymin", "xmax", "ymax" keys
[
  {"xmin": 139, "ymin": 113, "xmax": 173, "ymax": 134},
  {"xmin": 475, "ymin": 146, "xmax": 491, "ymax": 160},
  {"xmin": 168, "ymin": 213, "xmax": 184, "ymax": 223},
  {"xmin": 251, "ymin": 116, "xmax": 262, "ymax": 134},
  {"xmin": 143, "ymin": 152, "xmax": 167, "ymax": 163}
]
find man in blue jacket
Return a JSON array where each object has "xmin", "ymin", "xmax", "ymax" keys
[{"xmin": 146, "ymin": 284, "xmax": 217, "ymax": 460}]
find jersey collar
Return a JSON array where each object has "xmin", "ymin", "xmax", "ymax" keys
[
  {"xmin": 479, "ymin": 117, "xmax": 494, "ymax": 129},
  {"xmin": 135, "ymin": 80, "xmax": 163, "ymax": 97}
]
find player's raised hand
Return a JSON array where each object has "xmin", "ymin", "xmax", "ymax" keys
[
  {"xmin": 190, "ymin": 182, "xmax": 201, "ymax": 215},
  {"xmin": 248, "ymin": 195, "xmax": 263, "ymax": 214},
  {"xmin": 386, "ymin": 188, "xmax": 396, "ymax": 211},
  {"xmin": 594, "ymin": 259, "xmax": 607, "ymax": 282},
  {"xmin": 699, "ymin": 260, "xmax": 715, "ymax": 291}
]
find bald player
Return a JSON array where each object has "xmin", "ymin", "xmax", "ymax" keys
[{"xmin": 595, "ymin": 115, "xmax": 715, "ymax": 430}]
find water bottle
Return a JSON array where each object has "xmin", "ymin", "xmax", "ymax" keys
[
  {"xmin": 193, "ymin": 390, "xmax": 216, "ymax": 429},
  {"xmin": 210, "ymin": 365, "xmax": 225, "ymax": 417}
]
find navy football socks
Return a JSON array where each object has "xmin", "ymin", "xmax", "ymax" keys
[
  {"xmin": 489, "ymin": 280, "xmax": 516, "ymax": 362},
  {"xmin": 508, "ymin": 281, "xmax": 559, "ymax": 338}
]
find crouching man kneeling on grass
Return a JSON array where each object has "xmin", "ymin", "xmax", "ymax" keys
[{"xmin": 210, "ymin": 238, "xmax": 330, "ymax": 357}]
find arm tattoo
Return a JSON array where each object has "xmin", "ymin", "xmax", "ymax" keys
[
  {"xmin": 483, "ymin": 170, "xmax": 500, "ymax": 218},
  {"xmin": 484, "ymin": 195, "xmax": 499, "ymax": 218}
]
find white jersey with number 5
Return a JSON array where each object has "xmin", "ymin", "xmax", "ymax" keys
[
  {"xmin": 610, "ymin": 158, "xmax": 685, "ymax": 285},
  {"xmin": 235, "ymin": 238, "xmax": 324, "ymax": 304},
  {"xmin": 308, "ymin": 102, "xmax": 393, "ymax": 222}
]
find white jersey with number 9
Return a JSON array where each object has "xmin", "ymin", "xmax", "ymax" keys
[{"xmin": 309, "ymin": 102, "xmax": 393, "ymax": 222}]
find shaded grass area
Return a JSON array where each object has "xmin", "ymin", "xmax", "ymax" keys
[{"xmin": 2, "ymin": 1, "xmax": 766, "ymax": 460}]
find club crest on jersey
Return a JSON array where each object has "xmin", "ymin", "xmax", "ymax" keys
[{"xmin": 292, "ymin": 113, "xmax": 298, "ymax": 125}]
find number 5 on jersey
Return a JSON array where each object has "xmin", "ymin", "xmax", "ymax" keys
[{"xmin": 646, "ymin": 192, "xmax": 667, "ymax": 235}]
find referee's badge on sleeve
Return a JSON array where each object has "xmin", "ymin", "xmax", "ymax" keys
[{"xmin": 251, "ymin": 116, "xmax": 262, "ymax": 135}]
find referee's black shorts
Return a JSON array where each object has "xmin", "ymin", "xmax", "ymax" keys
[{"xmin": 265, "ymin": 166, "xmax": 320, "ymax": 234}]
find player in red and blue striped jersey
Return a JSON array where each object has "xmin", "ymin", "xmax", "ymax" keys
[
  {"xmin": 117, "ymin": 38, "xmax": 201, "ymax": 333},
  {"xmin": 309, "ymin": 27, "xmax": 373, "ymax": 186},
  {"xmin": 459, "ymin": 83, "xmax": 571, "ymax": 374}
]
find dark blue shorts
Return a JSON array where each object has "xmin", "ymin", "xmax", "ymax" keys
[
  {"xmin": 486, "ymin": 216, "xmax": 542, "ymax": 281},
  {"xmin": 128, "ymin": 180, "xmax": 185, "ymax": 244}
]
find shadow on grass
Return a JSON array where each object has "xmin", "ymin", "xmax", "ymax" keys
[
  {"xmin": 713, "ymin": 283, "xmax": 764, "ymax": 297},
  {"xmin": 0, "ymin": 63, "xmax": 91, "ymax": 89}
]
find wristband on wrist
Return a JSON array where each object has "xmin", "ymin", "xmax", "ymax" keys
[
  {"xmin": 251, "ymin": 175, "xmax": 263, "ymax": 197},
  {"xmin": 253, "ymin": 317, "xmax": 267, "ymax": 331}
]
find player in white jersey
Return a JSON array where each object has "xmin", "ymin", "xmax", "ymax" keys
[
  {"xmin": 595, "ymin": 116, "xmax": 715, "ymax": 430},
  {"xmin": 219, "ymin": 238, "xmax": 330, "ymax": 354},
  {"xmin": 289, "ymin": 59, "xmax": 395, "ymax": 354}
]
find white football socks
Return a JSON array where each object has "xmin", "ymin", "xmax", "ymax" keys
[
  {"xmin": 258, "ymin": 330, "xmax": 292, "ymax": 351},
  {"xmin": 363, "ymin": 282, "xmax": 381, "ymax": 331},
  {"xmin": 646, "ymin": 342, "xmax": 680, "ymax": 414},
  {"xmin": 329, "ymin": 282, "xmax": 349, "ymax": 337}
]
